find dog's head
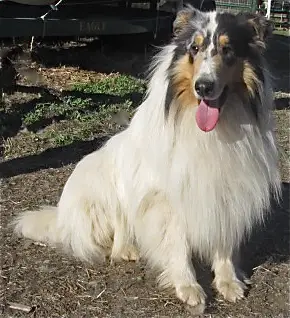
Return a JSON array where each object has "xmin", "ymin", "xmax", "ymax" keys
[{"xmin": 166, "ymin": 6, "xmax": 272, "ymax": 131}]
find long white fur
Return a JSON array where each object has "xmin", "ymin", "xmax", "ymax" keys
[{"xmin": 12, "ymin": 12, "xmax": 281, "ymax": 311}]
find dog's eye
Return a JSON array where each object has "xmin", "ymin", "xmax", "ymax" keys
[
  {"xmin": 190, "ymin": 45, "xmax": 199, "ymax": 56},
  {"xmin": 222, "ymin": 46, "xmax": 232, "ymax": 56},
  {"xmin": 221, "ymin": 45, "xmax": 236, "ymax": 65}
]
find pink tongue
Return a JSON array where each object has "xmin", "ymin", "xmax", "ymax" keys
[{"xmin": 195, "ymin": 100, "xmax": 220, "ymax": 132}]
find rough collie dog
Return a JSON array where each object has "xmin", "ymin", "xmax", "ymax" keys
[{"xmin": 13, "ymin": 6, "xmax": 281, "ymax": 313}]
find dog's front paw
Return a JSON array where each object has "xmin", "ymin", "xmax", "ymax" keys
[
  {"xmin": 214, "ymin": 278, "xmax": 247, "ymax": 302},
  {"xmin": 120, "ymin": 244, "xmax": 140, "ymax": 262},
  {"xmin": 176, "ymin": 284, "xmax": 206, "ymax": 314},
  {"xmin": 111, "ymin": 244, "xmax": 140, "ymax": 264}
]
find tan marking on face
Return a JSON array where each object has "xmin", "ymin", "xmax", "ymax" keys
[
  {"xmin": 171, "ymin": 53, "xmax": 199, "ymax": 107},
  {"xmin": 218, "ymin": 34, "xmax": 229, "ymax": 47},
  {"xmin": 243, "ymin": 61, "xmax": 260, "ymax": 97},
  {"xmin": 194, "ymin": 34, "xmax": 204, "ymax": 47}
]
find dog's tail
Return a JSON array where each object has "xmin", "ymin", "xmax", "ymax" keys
[
  {"xmin": 11, "ymin": 204, "xmax": 112, "ymax": 262},
  {"xmin": 12, "ymin": 206, "xmax": 59, "ymax": 244}
]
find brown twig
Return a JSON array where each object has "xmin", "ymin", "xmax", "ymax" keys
[{"xmin": 8, "ymin": 302, "xmax": 33, "ymax": 313}]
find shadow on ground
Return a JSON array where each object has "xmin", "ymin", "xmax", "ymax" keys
[
  {"xmin": 29, "ymin": 33, "xmax": 167, "ymax": 78},
  {"xmin": 266, "ymin": 34, "xmax": 290, "ymax": 93},
  {"xmin": 0, "ymin": 135, "xmax": 109, "ymax": 178},
  {"xmin": 275, "ymin": 97, "xmax": 289, "ymax": 110},
  {"xmin": 242, "ymin": 182, "xmax": 290, "ymax": 268}
]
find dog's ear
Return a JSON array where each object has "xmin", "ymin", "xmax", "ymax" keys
[
  {"xmin": 173, "ymin": 5, "xmax": 197, "ymax": 36},
  {"xmin": 244, "ymin": 13, "xmax": 273, "ymax": 47}
]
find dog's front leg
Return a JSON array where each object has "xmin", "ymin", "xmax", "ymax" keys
[
  {"xmin": 136, "ymin": 193, "xmax": 206, "ymax": 312},
  {"xmin": 151, "ymin": 227, "xmax": 206, "ymax": 312},
  {"xmin": 167, "ymin": 251, "xmax": 206, "ymax": 313},
  {"xmin": 212, "ymin": 252, "xmax": 249, "ymax": 302}
]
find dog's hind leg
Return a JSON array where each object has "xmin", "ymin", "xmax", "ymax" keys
[
  {"xmin": 110, "ymin": 214, "xmax": 139, "ymax": 263},
  {"xmin": 212, "ymin": 252, "xmax": 248, "ymax": 302},
  {"xmin": 136, "ymin": 191, "xmax": 206, "ymax": 313}
]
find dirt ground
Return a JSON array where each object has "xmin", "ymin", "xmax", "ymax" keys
[{"xmin": 1, "ymin": 32, "xmax": 289, "ymax": 318}]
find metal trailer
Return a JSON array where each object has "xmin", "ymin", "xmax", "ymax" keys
[
  {"xmin": 0, "ymin": 0, "xmax": 176, "ymax": 38},
  {"xmin": 1, "ymin": 0, "xmax": 270, "ymax": 40}
]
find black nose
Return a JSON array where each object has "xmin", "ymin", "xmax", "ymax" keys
[{"xmin": 195, "ymin": 79, "xmax": 214, "ymax": 97}]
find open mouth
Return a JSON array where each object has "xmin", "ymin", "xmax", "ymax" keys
[{"xmin": 195, "ymin": 86, "xmax": 229, "ymax": 132}]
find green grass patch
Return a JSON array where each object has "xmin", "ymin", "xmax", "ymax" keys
[
  {"xmin": 73, "ymin": 74, "xmax": 146, "ymax": 96},
  {"xmin": 3, "ymin": 73, "xmax": 146, "ymax": 157},
  {"xmin": 23, "ymin": 97, "xmax": 94, "ymax": 126},
  {"xmin": 22, "ymin": 73, "xmax": 145, "ymax": 127},
  {"xmin": 19, "ymin": 97, "xmax": 135, "ymax": 149},
  {"xmin": 20, "ymin": 73, "xmax": 145, "ymax": 148},
  {"xmin": 41, "ymin": 99, "xmax": 134, "ymax": 147}
]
